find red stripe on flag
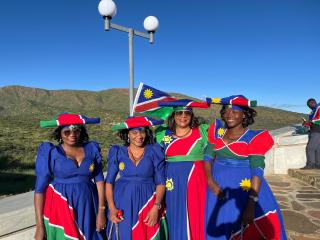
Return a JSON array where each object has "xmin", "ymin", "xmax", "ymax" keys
[
  {"xmin": 43, "ymin": 185, "xmax": 84, "ymax": 240},
  {"xmin": 135, "ymin": 97, "xmax": 176, "ymax": 112}
]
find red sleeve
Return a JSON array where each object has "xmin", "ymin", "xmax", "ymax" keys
[
  {"xmin": 208, "ymin": 121, "xmax": 216, "ymax": 144},
  {"xmin": 248, "ymin": 130, "xmax": 274, "ymax": 156}
]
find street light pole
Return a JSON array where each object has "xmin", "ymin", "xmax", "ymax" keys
[{"xmin": 98, "ymin": 0, "xmax": 159, "ymax": 116}]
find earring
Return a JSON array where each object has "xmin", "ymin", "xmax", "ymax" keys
[
  {"xmin": 127, "ymin": 138, "xmax": 130, "ymax": 143},
  {"xmin": 59, "ymin": 138, "xmax": 63, "ymax": 144}
]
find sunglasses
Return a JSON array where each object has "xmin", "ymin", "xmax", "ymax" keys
[
  {"xmin": 175, "ymin": 110, "xmax": 192, "ymax": 116},
  {"xmin": 61, "ymin": 128, "xmax": 81, "ymax": 137}
]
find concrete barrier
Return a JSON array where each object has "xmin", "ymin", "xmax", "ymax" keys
[{"xmin": 265, "ymin": 126, "xmax": 308, "ymax": 175}]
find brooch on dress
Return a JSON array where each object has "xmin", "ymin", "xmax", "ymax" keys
[
  {"xmin": 166, "ymin": 178, "xmax": 174, "ymax": 191},
  {"xmin": 89, "ymin": 163, "xmax": 95, "ymax": 172},
  {"xmin": 240, "ymin": 178, "xmax": 251, "ymax": 192},
  {"xmin": 163, "ymin": 135, "xmax": 173, "ymax": 145},
  {"xmin": 217, "ymin": 128, "xmax": 225, "ymax": 137},
  {"xmin": 119, "ymin": 162, "xmax": 125, "ymax": 171}
]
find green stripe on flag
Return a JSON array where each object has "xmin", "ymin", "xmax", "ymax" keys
[{"xmin": 144, "ymin": 107, "xmax": 174, "ymax": 120}]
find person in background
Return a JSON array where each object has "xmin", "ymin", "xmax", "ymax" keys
[
  {"xmin": 105, "ymin": 116, "xmax": 167, "ymax": 240},
  {"xmin": 204, "ymin": 95, "xmax": 287, "ymax": 240},
  {"xmin": 34, "ymin": 113, "xmax": 105, "ymax": 240},
  {"xmin": 302, "ymin": 98, "xmax": 320, "ymax": 169}
]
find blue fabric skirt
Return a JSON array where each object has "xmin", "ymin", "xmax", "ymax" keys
[{"xmin": 205, "ymin": 158, "xmax": 287, "ymax": 240}]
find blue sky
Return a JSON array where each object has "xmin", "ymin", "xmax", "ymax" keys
[{"xmin": 0, "ymin": 0, "xmax": 319, "ymax": 114}]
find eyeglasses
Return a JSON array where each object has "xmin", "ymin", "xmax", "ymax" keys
[
  {"xmin": 61, "ymin": 128, "xmax": 81, "ymax": 137},
  {"xmin": 175, "ymin": 110, "xmax": 192, "ymax": 116}
]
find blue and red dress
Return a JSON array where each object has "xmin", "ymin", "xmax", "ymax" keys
[
  {"xmin": 205, "ymin": 119, "xmax": 287, "ymax": 240},
  {"xmin": 34, "ymin": 141, "xmax": 104, "ymax": 240},
  {"xmin": 105, "ymin": 143, "xmax": 167, "ymax": 240},
  {"xmin": 156, "ymin": 125, "xmax": 209, "ymax": 240}
]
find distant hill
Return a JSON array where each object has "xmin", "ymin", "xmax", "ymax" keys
[{"xmin": 0, "ymin": 85, "xmax": 306, "ymax": 195}]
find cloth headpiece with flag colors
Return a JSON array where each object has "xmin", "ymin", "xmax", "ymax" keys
[
  {"xmin": 158, "ymin": 99, "xmax": 210, "ymax": 110},
  {"xmin": 206, "ymin": 95, "xmax": 257, "ymax": 110},
  {"xmin": 132, "ymin": 82, "xmax": 177, "ymax": 120},
  {"xmin": 111, "ymin": 116, "xmax": 164, "ymax": 131},
  {"xmin": 40, "ymin": 113, "xmax": 100, "ymax": 128}
]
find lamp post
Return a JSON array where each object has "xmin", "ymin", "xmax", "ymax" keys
[{"xmin": 98, "ymin": 0, "xmax": 159, "ymax": 116}]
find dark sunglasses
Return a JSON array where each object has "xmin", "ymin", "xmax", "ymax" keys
[
  {"xmin": 61, "ymin": 128, "xmax": 81, "ymax": 136},
  {"xmin": 175, "ymin": 110, "xmax": 192, "ymax": 116}
]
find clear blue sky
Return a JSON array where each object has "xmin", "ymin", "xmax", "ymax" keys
[{"xmin": 0, "ymin": 0, "xmax": 319, "ymax": 113}]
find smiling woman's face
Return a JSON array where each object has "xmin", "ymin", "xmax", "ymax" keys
[
  {"xmin": 223, "ymin": 107, "xmax": 244, "ymax": 129},
  {"xmin": 174, "ymin": 110, "xmax": 192, "ymax": 128},
  {"xmin": 128, "ymin": 128, "xmax": 146, "ymax": 147}
]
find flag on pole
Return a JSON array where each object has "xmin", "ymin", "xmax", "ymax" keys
[{"xmin": 132, "ymin": 82, "xmax": 176, "ymax": 120}]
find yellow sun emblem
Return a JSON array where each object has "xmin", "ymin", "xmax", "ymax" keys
[
  {"xmin": 143, "ymin": 89, "xmax": 153, "ymax": 99},
  {"xmin": 240, "ymin": 178, "xmax": 251, "ymax": 192},
  {"xmin": 163, "ymin": 135, "xmax": 173, "ymax": 145},
  {"xmin": 166, "ymin": 178, "xmax": 174, "ymax": 191},
  {"xmin": 119, "ymin": 162, "xmax": 125, "ymax": 171},
  {"xmin": 217, "ymin": 128, "xmax": 225, "ymax": 137},
  {"xmin": 89, "ymin": 163, "xmax": 95, "ymax": 172}
]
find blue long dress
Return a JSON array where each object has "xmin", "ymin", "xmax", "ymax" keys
[
  {"xmin": 105, "ymin": 143, "xmax": 167, "ymax": 240},
  {"xmin": 205, "ymin": 120, "xmax": 287, "ymax": 240},
  {"xmin": 34, "ymin": 141, "xmax": 104, "ymax": 240}
]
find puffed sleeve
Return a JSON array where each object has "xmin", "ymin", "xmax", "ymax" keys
[
  {"xmin": 151, "ymin": 143, "xmax": 166, "ymax": 185},
  {"xmin": 155, "ymin": 126, "xmax": 167, "ymax": 146},
  {"xmin": 34, "ymin": 142, "xmax": 54, "ymax": 193},
  {"xmin": 105, "ymin": 145, "xmax": 120, "ymax": 184},
  {"xmin": 90, "ymin": 141, "xmax": 104, "ymax": 182},
  {"xmin": 248, "ymin": 130, "xmax": 274, "ymax": 179}
]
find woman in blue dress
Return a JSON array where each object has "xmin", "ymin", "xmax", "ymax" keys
[
  {"xmin": 34, "ymin": 113, "xmax": 106, "ymax": 240},
  {"xmin": 204, "ymin": 96, "xmax": 287, "ymax": 240},
  {"xmin": 105, "ymin": 116, "xmax": 167, "ymax": 240}
]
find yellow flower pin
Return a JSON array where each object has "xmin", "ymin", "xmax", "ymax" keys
[
  {"xmin": 163, "ymin": 135, "xmax": 173, "ymax": 145},
  {"xmin": 119, "ymin": 162, "xmax": 125, "ymax": 171},
  {"xmin": 217, "ymin": 128, "xmax": 225, "ymax": 137},
  {"xmin": 89, "ymin": 163, "xmax": 95, "ymax": 172},
  {"xmin": 240, "ymin": 178, "xmax": 251, "ymax": 192},
  {"xmin": 166, "ymin": 178, "xmax": 174, "ymax": 191},
  {"xmin": 143, "ymin": 89, "xmax": 153, "ymax": 99}
]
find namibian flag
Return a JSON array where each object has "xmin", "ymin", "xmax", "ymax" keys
[
  {"xmin": 311, "ymin": 104, "xmax": 320, "ymax": 125},
  {"xmin": 132, "ymin": 82, "xmax": 176, "ymax": 120}
]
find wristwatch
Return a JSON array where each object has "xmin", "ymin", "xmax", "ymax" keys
[
  {"xmin": 249, "ymin": 194, "xmax": 259, "ymax": 202},
  {"xmin": 154, "ymin": 202, "xmax": 162, "ymax": 210}
]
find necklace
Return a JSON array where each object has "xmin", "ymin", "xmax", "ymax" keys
[
  {"xmin": 128, "ymin": 146, "xmax": 145, "ymax": 165},
  {"xmin": 174, "ymin": 128, "xmax": 192, "ymax": 138}
]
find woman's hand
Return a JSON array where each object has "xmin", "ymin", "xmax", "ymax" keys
[
  {"xmin": 208, "ymin": 179, "xmax": 225, "ymax": 200},
  {"xmin": 143, "ymin": 206, "xmax": 159, "ymax": 227},
  {"xmin": 96, "ymin": 209, "xmax": 107, "ymax": 232},
  {"xmin": 109, "ymin": 208, "xmax": 123, "ymax": 224},
  {"xmin": 241, "ymin": 200, "xmax": 255, "ymax": 225},
  {"xmin": 34, "ymin": 225, "xmax": 45, "ymax": 240}
]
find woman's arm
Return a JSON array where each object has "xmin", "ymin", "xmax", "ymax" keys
[
  {"xmin": 144, "ymin": 185, "xmax": 166, "ymax": 227},
  {"xmin": 34, "ymin": 193, "xmax": 45, "ymax": 240},
  {"xmin": 241, "ymin": 176, "xmax": 261, "ymax": 225},
  {"xmin": 96, "ymin": 181, "xmax": 106, "ymax": 231},
  {"xmin": 105, "ymin": 183, "xmax": 122, "ymax": 224},
  {"xmin": 204, "ymin": 161, "xmax": 223, "ymax": 198}
]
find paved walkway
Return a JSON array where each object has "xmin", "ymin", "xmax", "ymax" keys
[
  {"xmin": 266, "ymin": 174, "xmax": 320, "ymax": 240},
  {"xmin": 1, "ymin": 173, "xmax": 320, "ymax": 239}
]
